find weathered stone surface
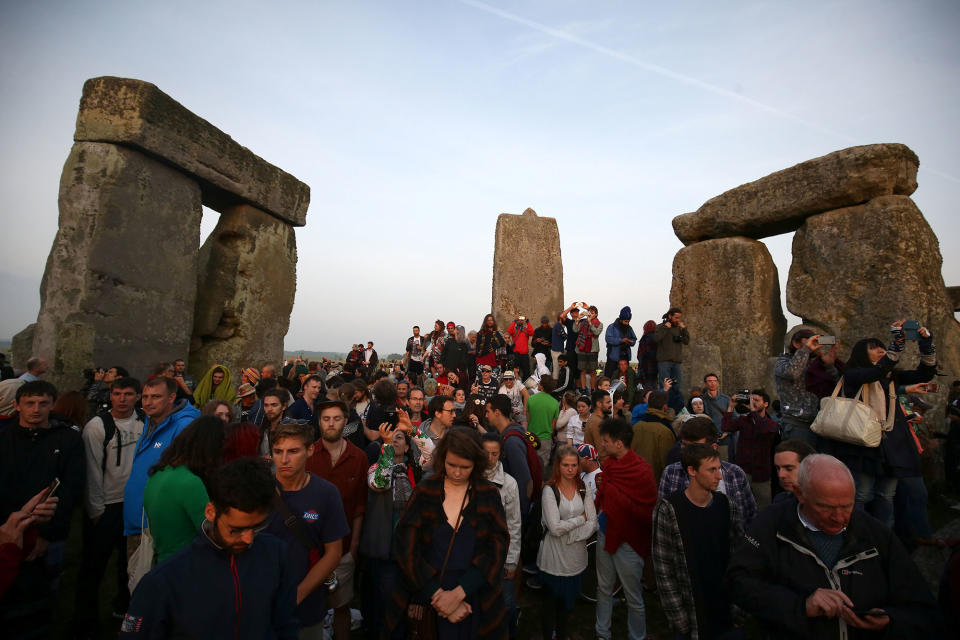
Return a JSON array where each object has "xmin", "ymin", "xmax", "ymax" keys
[
  {"xmin": 670, "ymin": 237, "xmax": 787, "ymax": 393},
  {"xmin": 492, "ymin": 209, "xmax": 564, "ymax": 333},
  {"xmin": 189, "ymin": 204, "xmax": 297, "ymax": 378},
  {"xmin": 672, "ymin": 143, "xmax": 918, "ymax": 244},
  {"xmin": 680, "ymin": 343, "xmax": 722, "ymax": 398},
  {"xmin": 31, "ymin": 142, "xmax": 202, "ymax": 391},
  {"xmin": 10, "ymin": 324, "xmax": 35, "ymax": 371},
  {"xmin": 75, "ymin": 76, "xmax": 310, "ymax": 226},
  {"xmin": 788, "ymin": 195, "xmax": 960, "ymax": 419},
  {"xmin": 948, "ymin": 286, "xmax": 960, "ymax": 312}
]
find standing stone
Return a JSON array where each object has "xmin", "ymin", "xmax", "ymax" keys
[
  {"xmin": 670, "ymin": 237, "xmax": 787, "ymax": 393},
  {"xmin": 672, "ymin": 143, "xmax": 919, "ymax": 244},
  {"xmin": 948, "ymin": 286, "xmax": 960, "ymax": 312},
  {"xmin": 681, "ymin": 343, "xmax": 723, "ymax": 399},
  {"xmin": 491, "ymin": 208, "xmax": 564, "ymax": 332},
  {"xmin": 787, "ymin": 195, "xmax": 960, "ymax": 412},
  {"xmin": 10, "ymin": 324, "xmax": 36, "ymax": 371},
  {"xmin": 31, "ymin": 142, "xmax": 202, "ymax": 390},
  {"xmin": 190, "ymin": 204, "xmax": 297, "ymax": 378}
]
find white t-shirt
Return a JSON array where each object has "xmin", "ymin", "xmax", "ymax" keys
[
  {"xmin": 82, "ymin": 412, "xmax": 145, "ymax": 519},
  {"xmin": 581, "ymin": 468, "xmax": 602, "ymax": 497}
]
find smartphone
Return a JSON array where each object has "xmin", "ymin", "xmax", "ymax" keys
[
  {"xmin": 44, "ymin": 477, "xmax": 61, "ymax": 500},
  {"xmin": 818, "ymin": 335, "xmax": 836, "ymax": 345},
  {"xmin": 902, "ymin": 320, "xmax": 921, "ymax": 341},
  {"xmin": 850, "ymin": 607, "xmax": 886, "ymax": 617},
  {"xmin": 926, "ymin": 382, "xmax": 940, "ymax": 393}
]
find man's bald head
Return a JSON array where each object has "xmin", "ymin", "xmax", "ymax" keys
[
  {"xmin": 797, "ymin": 454, "xmax": 854, "ymax": 495},
  {"xmin": 796, "ymin": 454, "xmax": 855, "ymax": 535}
]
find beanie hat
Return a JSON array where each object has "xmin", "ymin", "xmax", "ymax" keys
[{"xmin": 619, "ymin": 306, "xmax": 632, "ymax": 321}]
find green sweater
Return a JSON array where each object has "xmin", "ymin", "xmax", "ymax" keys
[{"xmin": 143, "ymin": 465, "xmax": 209, "ymax": 563}]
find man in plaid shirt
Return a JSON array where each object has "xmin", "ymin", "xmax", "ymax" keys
[
  {"xmin": 658, "ymin": 416, "xmax": 758, "ymax": 524},
  {"xmin": 722, "ymin": 389, "xmax": 778, "ymax": 508}
]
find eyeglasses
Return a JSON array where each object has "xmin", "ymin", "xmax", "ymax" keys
[
  {"xmin": 440, "ymin": 408, "xmax": 457, "ymax": 414},
  {"xmin": 226, "ymin": 519, "xmax": 270, "ymax": 536}
]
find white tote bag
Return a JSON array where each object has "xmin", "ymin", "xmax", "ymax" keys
[
  {"xmin": 811, "ymin": 379, "xmax": 895, "ymax": 448},
  {"xmin": 127, "ymin": 509, "xmax": 155, "ymax": 594}
]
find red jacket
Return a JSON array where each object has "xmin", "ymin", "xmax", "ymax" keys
[
  {"xmin": 595, "ymin": 450, "xmax": 657, "ymax": 556},
  {"xmin": 507, "ymin": 321, "xmax": 534, "ymax": 355}
]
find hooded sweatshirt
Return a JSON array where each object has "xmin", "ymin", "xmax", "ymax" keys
[{"xmin": 123, "ymin": 399, "xmax": 201, "ymax": 535}]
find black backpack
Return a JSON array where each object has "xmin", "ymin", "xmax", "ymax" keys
[{"xmin": 97, "ymin": 409, "xmax": 145, "ymax": 473}]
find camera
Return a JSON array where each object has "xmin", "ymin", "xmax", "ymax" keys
[
  {"xmin": 734, "ymin": 389, "xmax": 751, "ymax": 414},
  {"xmin": 383, "ymin": 406, "xmax": 400, "ymax": 428}
]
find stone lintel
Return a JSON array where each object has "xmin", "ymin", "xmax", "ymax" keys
[{"xmin": 74, "ymin": 76, "xmax": 310, "ymax": 226}]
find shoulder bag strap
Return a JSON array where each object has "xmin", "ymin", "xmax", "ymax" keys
[
  {"xmin": 272, "ymin": 488, "xmax": 319, "ymax": 553},
  {"xmin": 438, "ymin": 485, "xmax": 470, "ymax": 584}
]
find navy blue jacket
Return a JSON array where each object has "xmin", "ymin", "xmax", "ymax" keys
[{"xmin": 121, "ymin": 525, "xmax": 298, "ymax": 639}]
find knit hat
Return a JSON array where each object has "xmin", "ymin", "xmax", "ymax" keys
[
  {"xmin": 619, "ymin": 306, "xmax": 632, "ymax": 321},
  {"xmin": 242, "ymin": 367, "xmax": 260, "ymax": 384},
  {"xmin": 577, "ymin": 443, "xmax": 599, "ymax": 461}
]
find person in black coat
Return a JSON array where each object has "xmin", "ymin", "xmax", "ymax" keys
[{"xmin": 819, "ymin": 320, "xmax": 937, "ymax": 529}]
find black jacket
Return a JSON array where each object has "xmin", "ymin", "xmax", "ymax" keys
[
  {"xmin": 725, "ymin": 499, "xmax": 942, "ymax": 639},
  {"xmin": 121, "ymin": 524, "xmax": 298, "ymax": 639},
  {"xmin": 0, "ymin": 416, "xmax": 84, "ymax": 542}
]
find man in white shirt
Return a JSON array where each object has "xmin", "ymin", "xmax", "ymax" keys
[
  {"xmin": 481, "ymin": 432, "xmax": 522, "ymax": 638},
  {"xmin": 75, "ymin": 377, "xmax": 144, "ymax": 636}
]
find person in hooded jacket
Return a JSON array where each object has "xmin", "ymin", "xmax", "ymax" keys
[{"xmin": 122, "ymin": 376, "xmax": 201, "ymax": 549}]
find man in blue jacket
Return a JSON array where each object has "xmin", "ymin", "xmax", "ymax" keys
[
  {"xmin": 604, "ymin": 306, "xmax": 637, "ymax": 377},
  {"xmin": 120, "ymin": 457, "xmax": 299, "ymax": 639},
  {"xmin": 123, "ymin": 376, "xmax": 200, "ymax": 550}
]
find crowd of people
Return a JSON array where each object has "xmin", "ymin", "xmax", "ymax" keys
[{"xmin": 0, "ymin": 303, "xmax": 959, "ymax": 639}]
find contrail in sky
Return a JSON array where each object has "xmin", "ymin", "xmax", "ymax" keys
[
  {"xmin": 459, "ymin": 0, "xmax": 851, "ymax": 139},
  {"xmin": 460, "ymin": 0, "xmax": 960, "ymax": 185}
]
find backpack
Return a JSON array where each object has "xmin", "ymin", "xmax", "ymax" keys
[
  {"xmin": 503, "ymin": 427, "xmax": 543, "ymax": 494},
  {"xmin": 97, "ymin": 408, "xmax": 145, "ymax": 473}
]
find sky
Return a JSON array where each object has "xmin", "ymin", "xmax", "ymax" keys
[{"xmin": 1, "ymin": 0, "xmax": 958, "ymax": 356}]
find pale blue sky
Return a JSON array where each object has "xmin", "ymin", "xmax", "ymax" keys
[{"xmin": 2, "ymin": 0, "xmax": 958, "ymax": 355}]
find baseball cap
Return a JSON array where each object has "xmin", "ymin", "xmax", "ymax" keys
[{"xmin": 502, "ymin": 370, "xmax": 515, "ymax": 379}]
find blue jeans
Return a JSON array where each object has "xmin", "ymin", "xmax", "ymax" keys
[
  {"xmin": 853, "ymin": 470, "xmax": 897, "ymax": 529},
  {"xmin": 657, "ymin": 361, "xmax": 682, "ymax": 391},
  {"xmin": 781, "ymin": 419, "xmax": 819, "ymax": 449},
  {"xmin": 595, "ymin": 531, "xmax": 646, "ymax": 640}
]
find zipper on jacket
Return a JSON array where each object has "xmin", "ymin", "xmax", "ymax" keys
[{"xmin": 230, "ymin": 555, "xmax": 241, "ymax": 640}]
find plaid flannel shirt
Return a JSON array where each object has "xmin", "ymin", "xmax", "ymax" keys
[
  {"xmin": 658, "ymin": 460, "xmax": 758, "ymax": 524},
  {"xmin": 652, "ymin": 493, "xmax": 744, "ymax": 639}
]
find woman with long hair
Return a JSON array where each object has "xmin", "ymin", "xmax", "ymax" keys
[
  {"xmin": 536, "ymin": 444, "xmax": 597, "ymax": 640},
  {"xmin": 389, "ymin": 427, "xmax": 508, "ymax": 639},
  {"xmin": 475, "ymin": 314, "xmax": 505, "ymax": 379},
  {"xmin": 143, "ymin": 416, "xmax": 226, "ymax": 562},
  {"xmin": 555, "ymin": 391, "xmax": 580, "ymax": 446},
  {"xmin": 822, "ymin": 320, "xmax": 937, "ymax": 529}
]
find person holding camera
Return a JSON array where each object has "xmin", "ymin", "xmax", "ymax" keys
[
  {"xmin": 774, "ymin": 329, "xmax": 823, "ymax": 448},
  {"xmin": 722, "ymin": 389, "xmax": 779, "ymax": 507},
  {"xmin": 654, "ymin": 308, "xmax": 689, "ymax": 394},
  {"xmin": 507, "ymin": 314, "xmax": 535, "ymax": 382},
  {"xmin": 820, "ymin": 320, "xmax": 938, "ymax": 530}
]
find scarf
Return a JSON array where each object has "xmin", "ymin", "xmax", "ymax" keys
[
  {"xmin": 576, "ymin": 318, "xmax": 598, "ymax": 352},
  {"xmin": 595, "ymin": 449, "xmax": 657, "ymax": 556}
]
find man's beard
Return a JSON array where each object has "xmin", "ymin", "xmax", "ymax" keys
[
  {"xmin": 209, "ymin": 520, "xmax": 249, "ymax": 555},
  {"xmin": 322, "ymin": 429, "xmax": 344, "ymax": 443}
]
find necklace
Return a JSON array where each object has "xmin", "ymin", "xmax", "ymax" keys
[{"xmin": 328, "ymin": 439, "xmax": 346, "ymax": 465}]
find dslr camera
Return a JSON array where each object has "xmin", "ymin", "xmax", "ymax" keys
[{"xmin": 733, "ymin": 389, "xmax": 751, "ymax": 415}]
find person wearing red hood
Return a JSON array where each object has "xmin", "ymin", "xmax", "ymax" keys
[{"xmin": 594, "ymin": 417, "xmax": 657, "ymax": 640}]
